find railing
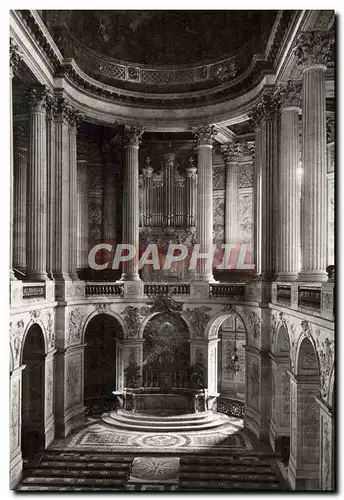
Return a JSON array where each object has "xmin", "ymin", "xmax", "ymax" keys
[
  {"xmin": 298, "ymin": 287, "xmax": 321, "ymax": 310},
  {"xmin": 142, "ymin": 368, "xmax": 189, "ymax": 389},
  {"xmin": 277, "ymin": 285, "xmax": 291, "ymax": 305},
  {"xmin": 22, "ymin": 283, "xmax": 45, "ymax": 299},
  {"xmin": 84, "ymin": 395, "xmax": 117, "ymax": 415},
  {"xmin": 210, "ymin": 283, "xmax": 245, "ymax": 298},
  {"xmin": 85, "ymin": 283, "xmax": 124, "ymax": 297},
  {"xmin": 144, "ymin": 283, "xmax": 190, "ymax": 297},
  {"xmin": 217, "ymin": 396, "xmax": 245, "ymax": 418}
]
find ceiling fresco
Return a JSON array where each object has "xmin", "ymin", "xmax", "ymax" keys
[{"xmin": 64, "ymin": 10, "xmax": 277, "ymax": 66}]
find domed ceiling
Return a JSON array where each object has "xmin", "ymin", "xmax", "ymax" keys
[{"xmin": 62, "ymin": 10, "xmax": 276, "ymax": 66}]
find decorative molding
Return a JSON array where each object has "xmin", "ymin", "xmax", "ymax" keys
[
  {"xmin": 67, "ymin": 308, "xmax": 84, "ymax": 345},
  {"xmin": 10, "ymin": 37, "xmax": 23, "ymax": 75},
  {"xmin": 123, "ymin": 125, "xmax": 144, "ymax": 146},
  {"xmin": 184, "ymin": 305, "xmax": 212, "ymax": 338}
]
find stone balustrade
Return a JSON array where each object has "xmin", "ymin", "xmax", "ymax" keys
[
  {"xmin": 22, "ymin": 282, "xmax": 46, "ymax": 299},
  {"xmin": 209, "ymin": 283, "xmax": 246, "ymax": 299},
  {"xmin": 144, "ymin": 283, "xmax": 190, "ymax": 297},
  {"xmin": 85, "ymin": 282, "xmax": 124, "ymax": 297}
]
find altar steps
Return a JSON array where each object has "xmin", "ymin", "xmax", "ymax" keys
[
  {"xmin": 178, "ymin": 454, "xmax": 287, "ymax": 491},
  {"xmin": 17, "ymin": 450, "xmax": 134, "ymax": 492},
  {"xmin": 101, "ymin": 409, "xmax": 230, "ymax": 432}
]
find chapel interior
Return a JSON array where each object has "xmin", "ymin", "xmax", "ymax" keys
[{"xmin": 9, "ymin": 9, "xmax": 335, "ymax": 492}]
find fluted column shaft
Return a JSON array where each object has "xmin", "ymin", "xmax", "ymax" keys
[
  {"xmin": 193, "ymin": 126, "xmax": 217, "ymax": 281},
  {"xmin": 253, "ymin": 126, "xmax": 263, "ymax": 276},
  {"xmin": 296, "ymin": 30, "xmax": 333, "ymax": 281},
  {"xmin": 142, "ymin": 164, "xmax": 153, "ymax": 227},
  {"xmin": 45, "ymin": 99, "xmax": 56, "ymax": 279},
  {"xmin": 162, "ymin": 153, "xmax": 175, "ymax": 227},
  {"xmin": 68, "ymin": 123, "xmax": 78, "ymax": 279},
  {"xmin": 26, "ymin": 88, "xmax": 48, "ymax": 280},
  {"xmin": 120, "ymin": 127, "xmax": 143, "ymax": 281},
  {"xmin": 53, "ymin": 98, "xmax": 71, "ymax": 280},
  {"xmin": 77, "ymin": 160, "xmax": 89, "ymax": 269},
  {"xmin": 10, "ymin": 40, "xmax": 22, "ymax": 280},
  {"xmin": 186, "ymin": 165, "xmax": 197, "ymax": 227},
  {"xmin": 277, "ymin": 85, "xmax": 301, "ymax": 280},
  {"xmin": 13, "ymin": 138, "xmax": 27, "ymax": 272}
]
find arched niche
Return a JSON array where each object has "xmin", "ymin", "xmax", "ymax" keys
[
  {"xmin": 142, "ymin": 312, "xmax": 190, "ymax": 391},
  {"xmin": 84, "ymin": 313, "xmax": 125, "ymax": 414},
  {"xmin": 21, "ymin": 323, "xmax": 46, "ymax": 459}
]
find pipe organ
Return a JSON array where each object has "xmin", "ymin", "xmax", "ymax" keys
[{"xmin": 139, "ymin": 154, "xmax": 197, "ymax": 281}]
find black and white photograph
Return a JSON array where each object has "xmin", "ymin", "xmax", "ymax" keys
[{"xmin": 8, "ymin": 9, "xmax": 336, "ymax": 492}]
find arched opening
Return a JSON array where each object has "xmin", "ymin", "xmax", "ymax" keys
[
  {"xmin": 142, "ymin": 312, "xmax": 190, "ymax": 392},
  {"xmin": 273, "ymin": 324, "xmax": 291, "ymax": 464},
  {"xmin": 218, "ymin": 314, "xmax": 246, "ymax": 401},
  {"xmin": 21, "ymin": 324, "xmax": 45, "ymax": 460},
  {"xmin": 84, "ymin": 314, "xmax": 124, "ymax": 415},
  {"xmin": 290, "ymin": 336, "xmax": 321, "ymax": 490},
  {"xmin": 207, "ymin": 313, "xmax": 247, "ymax": 419}
]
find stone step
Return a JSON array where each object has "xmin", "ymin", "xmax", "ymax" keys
[
  {"xmin": 28, "ymin": 468, "xmax": 129, "ymax": 479},
  {"xmin": 179, "ymin": 472, "xmax": 279, "ymax": 482},
  {"xmin": 178, "ymin": 481, "xmax": 282, "ymax": 490},
  {"xmin": 102, "ymin": 412, "xmax": 229, "ymax": 432},
  {"xmin": 43, "ymin": 452, "xmax": 133, "ymax": 463},
  {"xmin": 17, "ymin": 485, "xmax": 124, "ymax": 492},
  {"xmin": 22, "ymin": 476, "xmax": 126, "ymax": 487},
  {"xmin": 180, "ymin": 456, "xmax": 271, "ymax": 465},
  {"xmin": 180, "ymin": 464, "xmax": 274, "ymax": 474},
  {"xmin": 37, "ymin": 460, "xmax": 130, "ymax": 470},
  {"xmin": 117, "ymin": 409, "xmax": 209, "ymax": 421}
]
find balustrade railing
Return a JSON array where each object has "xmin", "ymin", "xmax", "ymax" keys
[
  {"xmin": 144, "ymin": 283, "xmax": 190, "ymax": 296},
  {"xmin": 85, "ymin": 283, "xmax": 124, "ymax": 297},
  {"xmin": 22, "ymin": 283, "xmax": 45, "ymax": 299},
  {"xmin": 210, "ymin": 283, "xmax": 245, "ymax": 298},
  {"xmin": 277, "ymin": 285, "xmax": 291, "ymax": 305},
  {"xmin": 217, "ymin": 396, "xmax": 245, "ymax": 418},
  {"xmin": 298, "ymin": 287, "xmax": 321, "ymax": 310}
]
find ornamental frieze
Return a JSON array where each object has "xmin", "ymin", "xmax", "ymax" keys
[
  {"xmin": 67, "ymin": 308, "xmax": 84, "ymax": 345},
  {"xmin": 315, "ymin": 329, "xmax": 334, "ymax": 400},
  {"xmin": 10, "ymin": 319, "xmax": 25, "ymax": 362},
  {"xmin": 121, "ymin": 305, "xmax": 151, "ymax": 338}
]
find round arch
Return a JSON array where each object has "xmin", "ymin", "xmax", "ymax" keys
[
  {"xmin": 83, "ymin": 313, "xmax": 125, "ymax": 414},
  {"xmin": 81, "ymin": 309, "xmax": 129, "ymax": 343},
  {"xmin": 294, "ymin": 333, "xmax": 320, "ymax": 376},
  {"xmin": 204, "ymin": 311, "xmax": 249, "ymax": 342},
  {"xmin": 21, "ymin": 323, "xmax": 46, "ymax": 459},
  {"xmin": 138, "ymin": 311, "xmax": 193, "ymax": 340},
  {"xmin": 274, "ymin": 322, "xmax": 291, "ymax": 356},
  {"xmin": 20, "ymin": 319, "xmax": 48, "ymax": 366}
]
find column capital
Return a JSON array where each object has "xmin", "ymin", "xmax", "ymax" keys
[
  {"xmin": 54, "ymin": 97, "xmax": 83, "ymax": 128},
  {"xmin": 25, "ymin": 85, "xmax": 49, "ymax": 112},
  {"xmin": 67, "ymin": 106, "xmax": 83, "ymax": 129},
  {"xmin": 295, "ymin": 30, "xmax": 334, "ymax": 70},
  {"xmin": 123, "ymin": 125, "xmax": 144, "ymax": 146},
  {"xmin": 247, "ymin": 141, "xmax": 255, "ymax": 162},
  {"xmin": 249, "ymin": 93, "xmax": 280, "ymax": 128},
  {"xmin": 221, "ymin": 143, "xmax": 246, "ymax": 164},
  {"xmin": 186, "ymin": 166, "xmax": 197, "ymax": 180},
  {"xmin": 276, "ymin": 80, "xmax": 301, "ymax": 109},
  {"xmin": 142, "ymin": 165, "xmax": 154, "ymax": 178},
  {"xmin": 192, "ymin": 125, "xmax": 217, "ymax": 146},
  {"xmin": 10, "ymin": 38, "xmax": 22, "ymax": 77}
]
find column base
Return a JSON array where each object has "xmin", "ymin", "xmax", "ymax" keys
[
  {"xmin": 25, "ymin": 271, "xmax": 49, "ymax": 281},
  {"xmin": 297, "ymin": 270, "xmax": 328, "ymax": 282},
  {"xmin": 277, "ymin": 272, "xmax": 299, "ymax": 282},
  {"xmin": 119, "ymin": 273, "xmax": 141, "ymax": 281}
]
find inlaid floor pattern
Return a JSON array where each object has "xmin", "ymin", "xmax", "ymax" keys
[{"xmin": 17, "ymin": 450, "xmax": 287, "ymax": 491}]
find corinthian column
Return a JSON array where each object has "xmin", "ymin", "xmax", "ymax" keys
[
  {"xmin": 68, "ymin": 108, "xmax": 82, "ymax": 280},
  {"xmin": 25, "ymin": 86, "xmax": 48, "ymax": 281},
  {"xmin": 45, "ymin": 93, "xmax": 57, "ymax": 279},
  {"xmin": 10, "ymin": 39, "xmax": 22, "ymax": 280},
  {"xmin": 277, "ymin": 81, "xmax": 301, "ymax": 281},
  {"xmin": 222, "ymin": 143, "xmax": 243, "ymax": 245},
  {"xmin": 120, "ymin": 126, "xmax": 143, "ymax": 281},
  {"xmin": 296, "ymin": 30, "xmax": 333, "ymax": 282},
  {"xmin": 142, "ymin": 157, "xmax": 153, "ymax": 227},
  {"xmin": 13, "ymin": 121, "xmax": 28, "ymax": 273},
  {"xmin": 249, "ymin": 95, "xmax": 279, "ymax": 280},
  {"xmin": 185, "ymin": 157, "xmax": 197, "ymax": 228},
  {"xmin": 193, "ymin": 126, "xmax": 217, "ymax": 281}
]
